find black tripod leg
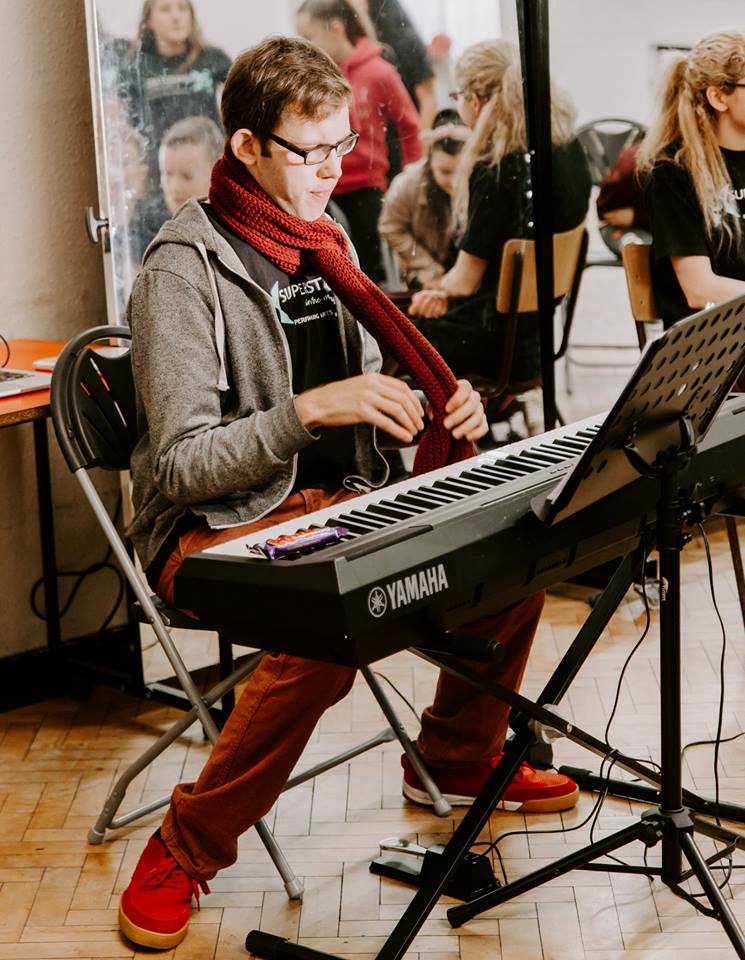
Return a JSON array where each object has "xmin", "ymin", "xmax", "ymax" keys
[
  {"xmin": 679, "ymin": 830, "xmax": 745, "ymax": 958},
  {"xmin": 374, "ymin": 733, "xmax": 532, "ymax": 960},
  {"xmin": 448, "ymin": 819, "xmax": 651, "ymax": 927},
  {"xmin": 560, "ymin": 766, "xmax": 745, "ymax": 826}
]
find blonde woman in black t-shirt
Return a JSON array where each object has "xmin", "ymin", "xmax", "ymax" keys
[
  {"xmin": 407, "ymin": 39, "xmax": 590, "ymax": 392},
  {"xmin": 639, "ymin": 30, "xmax": 745, "ymax": 326}
]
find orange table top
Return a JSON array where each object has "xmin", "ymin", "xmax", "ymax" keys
[{"xmin": 0, "ymin": 339, "xmax": 64, "ymax": 429}]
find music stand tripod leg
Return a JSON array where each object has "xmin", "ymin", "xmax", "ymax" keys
[{"xmin": 447, "ymin": 444, "xmax": 745, "ymax": 958}]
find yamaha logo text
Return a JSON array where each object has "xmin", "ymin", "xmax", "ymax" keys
[{"xmin": 367, "ymin": 564, "xmax": 449, "ymax": 618}]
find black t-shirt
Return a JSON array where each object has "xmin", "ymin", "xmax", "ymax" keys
[
  {"xmin": 459, "ymin": 138, "xmax": 592, "ymax": 290},
  {"xmin": 369, "ymin": 0, "xmax": 433, "ymax": 103},
  {"xmin": 453, "ymin": 139, "xmax": 591, "ymax": 381},
  {"xmin": 204, "ymin": 205, "xmax": 357, "ymax": 493},
  {"xmin": 645, "ymin": 147, "xmax": 745, "ymax": 326}
]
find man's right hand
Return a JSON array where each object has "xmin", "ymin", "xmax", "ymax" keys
[{"xmin": 295, "ymin": 372, "xmax": 425, "ymax": 444}]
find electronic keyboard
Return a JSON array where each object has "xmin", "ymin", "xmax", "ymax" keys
[{"xmin": 175, "ymin": 396, "xmax": 745, "ymax": 665}]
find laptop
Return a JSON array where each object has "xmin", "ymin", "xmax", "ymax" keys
[{"xmin": 0, "ymin": 367, "xmax": 52, "ymax": 398}]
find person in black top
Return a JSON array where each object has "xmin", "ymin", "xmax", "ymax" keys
[
  {"xmin": 408, "ymin": 39, "xmax": 591, "ymax": 387},
  {"xmin": 352, "ymin": 0, "xmax": 436, "ymax": 126},
  {"xmin": 349, "ymin": 0, "xmax": 436, "ymax": 180},
  {"xmin": 639, "ymin": 29, "xmax": 745, "ymax": 327},
  {"xmin": 123, "ymin": 0, "xmax": 231, "ymax": 193}
]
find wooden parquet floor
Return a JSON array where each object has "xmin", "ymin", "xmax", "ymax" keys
[{"xmin": 2, "ymin": 523, "xmax": 744, "ymax": 959}]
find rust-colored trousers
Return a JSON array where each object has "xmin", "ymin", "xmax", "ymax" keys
[{"xmin": 157, "ymin": 488, "xmax": 544, "ymax": 882}]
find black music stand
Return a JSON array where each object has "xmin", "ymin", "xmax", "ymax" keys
[{"xmin": 246, "ymin": 296, "xmax": 745, "ymax": 959}]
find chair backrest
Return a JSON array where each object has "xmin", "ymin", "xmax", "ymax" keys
[
  {"xmin": 620, "ymin": 242, "xmax": 659, "ymax": 323},
  {"xmin": 575, "ymin": 118, "xmax": 646, "ymax": 186},
  {"xmin": 496, "ymin": 222, "xmax": 586, "ymax": 314},
  {"xmin": 51, "ymin": 325, "xmax": 138, "ymax": 474}
]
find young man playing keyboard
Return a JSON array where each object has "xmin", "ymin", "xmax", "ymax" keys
[{"xmin": 119, "ymin": 35, "xmax": 578, "ymax": 950}]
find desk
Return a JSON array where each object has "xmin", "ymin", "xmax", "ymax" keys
[{"xmin": 1, "ymin": 339, "xmax": 63, "ymax": 655}]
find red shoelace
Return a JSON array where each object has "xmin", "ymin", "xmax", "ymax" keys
[{"xmin": 144, "ymin": 856, "xmax": 211, "ymax": 909}]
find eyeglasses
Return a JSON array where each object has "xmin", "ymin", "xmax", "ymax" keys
[
  {"xmin": 267, "ymin": 130, "xmax": 359, "ymax": 165},
  {"xmin": 448, "ymin": 90, "xmax": 465, "ymax": 103}
]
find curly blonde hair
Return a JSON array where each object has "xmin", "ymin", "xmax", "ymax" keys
[
  {"xmin": 637, "ymin": 29, "xmax": 745, "ymax": 251},
  {"xmin": 452, "ymin": 40, "xmax": 577, "ymax": 231}
]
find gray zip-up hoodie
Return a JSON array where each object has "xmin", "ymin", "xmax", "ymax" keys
[{"xmin": 126, "ymin": 198, "xmax": 388, "ymax": 571}]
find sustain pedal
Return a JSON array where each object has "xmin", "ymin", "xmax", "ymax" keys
[{"xmin": 369, "ymin": 837, "xmax": 501, "ymax": 902}]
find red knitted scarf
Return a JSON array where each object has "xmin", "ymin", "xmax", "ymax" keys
[{"xmin": 208, "ymin": 152, "xmax": 472, "ymax": 474}]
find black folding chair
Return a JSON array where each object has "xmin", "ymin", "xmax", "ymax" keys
[
  {"xmin": 50, "ymin": 326, "xmax": 450, "ymax": 892},
  {"xmin": 563, "ymin": 118, "xmax": 648, "ymax": 392}
]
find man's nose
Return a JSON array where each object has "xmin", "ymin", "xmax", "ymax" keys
[{"xmin": 319, "ymin": 150, "xmax": 343, "ymax": 179}]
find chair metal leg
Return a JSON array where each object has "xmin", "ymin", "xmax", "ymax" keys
[
  {"xmin": 254, "ymin": 819, "xmax": 304, "ymax": 900},
  {"xmin": 218, "ymin": 633, "xmax": 236, "ymax": 718},
  {"xmin": 76, "ymin": 470, "xmax": 303, "ymax": 897},
  {"xmin": 361, "ymin": 666, "xmax": 452, "ymax": 816},
  {"xmin": 88, "ymin": 653, "xmax": 263, "ymax": 844},
  {"xmin": 725, "ymin": 516, "xmax": 745, "ymax": 631}
]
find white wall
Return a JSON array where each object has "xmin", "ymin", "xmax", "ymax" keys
[
  {"xmin": 501, "ymin": 0, "xmax": 745, "ymax": 127},
  {"xmin": 0, "ymin": 1, "xmax": 115, "ymax": 658},
  {"xmin": 96, "ymin": 0, "xmax": 501, "ymax": 64},
  {"xmin": 96, "ymin": 0, "xmax": 297, "ymax": 58}
]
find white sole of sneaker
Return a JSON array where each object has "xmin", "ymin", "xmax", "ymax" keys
[
  {"xmin": 119, "ymin": 904, "xmax": 189, "ymax": 950},
  {"xmin": 403, "ymin": 781, "xmax": 580, "ymax": 813}
]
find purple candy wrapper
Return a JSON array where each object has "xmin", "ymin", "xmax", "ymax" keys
[{"xmin": 250, "ymin": 525, "xmax": 349, "ymax": 560}]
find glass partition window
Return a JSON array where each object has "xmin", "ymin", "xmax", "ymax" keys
[{"xmin": 85, "ymin": 0, "xmax": 502, "ymax": 320}]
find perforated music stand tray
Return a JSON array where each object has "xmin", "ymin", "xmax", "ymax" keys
[{"xmin": 533, "ymin": 295, "xmax": 745, "ymax": 526}]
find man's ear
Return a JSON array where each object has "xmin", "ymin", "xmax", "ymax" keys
[
  {"xmin": 230, "ymin": 128, "xmax": 261, "ymax": 166},
  {"xmin": 328, "ymin": 16, "xmax": 347, "ymax": 39},
  {"xmin": 706, "ymin": 86, "xmax": 729, "ymax": 114}
]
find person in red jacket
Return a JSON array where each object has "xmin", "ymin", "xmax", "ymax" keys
[{"xmin": 297, "ymin": 0, "xmax": 422, "ymax": 282}]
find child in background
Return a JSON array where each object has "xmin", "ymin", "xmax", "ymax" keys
[
  {"xmin": 159, "ymin": 116, "xmax": 224, "ymax": 215},
  {"xmin": 296, "ymin": 0, "xmax": 422, "ymax": 283},
  {"xmin": 379, "ymin": 108, "xmax": 469, "ymax": 289}
]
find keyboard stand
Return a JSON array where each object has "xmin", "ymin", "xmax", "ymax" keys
[
  {"xmin": 246, "ymin": 531, "xmax": 745, "ymax": 960},
  {"xmin": 246, "ymin": 296, "xmax": 745, "ymax": 960}
]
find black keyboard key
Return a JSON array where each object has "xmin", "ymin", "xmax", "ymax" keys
[
  {"xmin": 326, "ymin": 516, "xmax": 371, "ymax": 536},
  {"xmin": 478, "ymin": 461, "xmax": 527, "ymax": 479},
  {"xmin": 460, "ymin": 469, "xmax": 505, "ymax": 487},
  {"xmin": 336, "ymin": 512, "xmax": 386, "ymax": 531},
  {"xmin": 349, "ymin": 509, "xmax": 392, "ymax": 527},
  {"xmin": 432, "ymin": 480, "xmax": 475, "ymax": 497},
  {"xmin": 528, "ymin": 447, "xmax": 566, "ymax": 463},
  {"xmin": 416, "ymin": 484, "xmax": 461, "ymax": 502},
  {"xmin": 498, "ymin": 456, "xmax": 540, "ymax": 474},
  {"xmin": 549, "ymin": 439, "xmax": 586, "ymax": 454},
  {"xmin": 515, "ymin": 452, "xmax": 559, "ymax": 467},
  {"xmin": 395, "ymin": 491, "xmax": 446, "ymax": 510},
  {"xmin": 366, "ymin": 503, "xmax": 420, "ymax": 521}
]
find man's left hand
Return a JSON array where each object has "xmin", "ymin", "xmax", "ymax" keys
[{"xmin": 443, "ymin": 380, "xmax": 488, "ymax": 441}]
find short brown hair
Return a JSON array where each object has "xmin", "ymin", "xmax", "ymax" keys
[
  {"xmin": 161, "ymin": 116, "xmax": 224, "ymax": 162},
  {"xmin": 296, "ymin": 0, "xmax": 374, "ymax": 44},
  {"xmin": 221, "ymin": 36, "xmax": 352, "ymax": 145}
]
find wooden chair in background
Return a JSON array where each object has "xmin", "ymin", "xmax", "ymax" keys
[
  {"xmin": 620, "ymin": 241, "xmax": 745, "ymax": 629},
  {"xmin": 468, "ymin": 221, "xmax": 587, "ymax": 433},
  {"xmin": 620, "ymin": 240, "xmax": 660, "ymax": 349}
]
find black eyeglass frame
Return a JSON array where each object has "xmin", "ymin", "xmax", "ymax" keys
[{"xmin": 267, "ymin": 130, "xmax": 359, "ymax": 165}]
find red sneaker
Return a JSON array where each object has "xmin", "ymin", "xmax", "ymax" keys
[
  {"xmin": 119, "ymin": 833, "xmax": 210, "ymax": 949},
  {"xmin": 402, "ymin": 753, "xmax": 579, "ymax": 812}
]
